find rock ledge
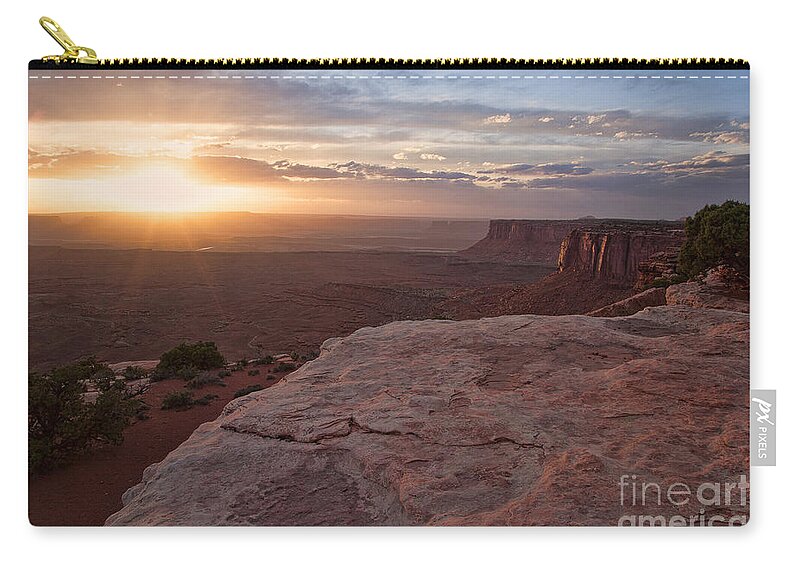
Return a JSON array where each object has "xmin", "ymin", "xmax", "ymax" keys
[{"xmin": 108, "ymin": 304, "xmax": 749, "ymax": 526}]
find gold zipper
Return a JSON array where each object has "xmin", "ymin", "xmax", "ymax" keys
[
  {"xmin": 34, "ymin": 16, "xmax": 748, "ymax": 70},
  {"xmin": 39, "ymin": 17, "xmax": 98, "ymax": 65}
]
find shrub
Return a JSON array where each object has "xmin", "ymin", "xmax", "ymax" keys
[
  {"xmin": 294, "ymin": 351, "xmax": 319, "ymax": 363},
  {"xmin": 274, "ymin": 362, "xmax": 296, "ymax": 373},
  {"xmin": 150, "ymin": 367, "xmax": 171, "ymax": 382},
  {"xmin": 187, "ymin": 370, "xmax": 225, "ymax": 389},
  {"xmin": 122, "ymin": 365, "xmax": 147, "ymax": 381},
  {"xmin": 29, "ymin": 357, "xmax": 138, "ymax": 473},
  {"xmin": 161, "ymin": 390, "xmax": 194, "ymax": 410},
  {"xmin": 252, "ymin": 355, "xmax": 274, "ymax": 366},
  {"xmin": 650, "ymin": 274, "xmax": 689, "ymax": 289},
  {"xmin": 193, "ymin": 393, "xmax": 219, "ymax": 406},
  {"xmin": 153, "ymin": 342, "xmax": 226, "ymax": 379},
  {"xmin": 678, "ymin": 201, "xmax": 749, "ymax": 279},
  {"xmin": 234, "ymin": 384, "xmax": 263, "ymax": 398},
  {"xmin": 134, "ymin": 400, "xmax": 151, "ymax": 421},
  {"xmin": 238, "ymin": 358, "xmax": 249, "ymax": 368},
  {"xmin": 218, "ymin": 369, "xmax": 232, "ymax": 378},
  {"xmin": 247, "ymin": 368, "xmax": 261, "ymax": 377},
  {"xmin": 176, "ymin": 365, "xmax": 199, "ymax": 381},
  {"xmin": 266, "ymin": 374, "xmax": 276, "ymax": 380}
]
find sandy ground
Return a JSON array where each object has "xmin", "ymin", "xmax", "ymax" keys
[{"xmin": 28, "ymin": 364, "xmax": 288, "ymax": 526}]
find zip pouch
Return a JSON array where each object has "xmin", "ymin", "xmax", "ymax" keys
[{"xmin": 28, "ymin": 17, "xmax": 751, "ymax": 527}]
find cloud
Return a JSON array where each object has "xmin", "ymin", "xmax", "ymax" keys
[
  {"xmin": 420, "ymin": 153, "xmax": 447, "ymax": 161},
  {"xmin": 689, "ymin": 119, "xmax": 750, "ymax": 145},
  {"xmin": 631, "ymin": 151, "xmax": 749, "ymax": 175},
  {"xmin": 538, "ymin": 116, "xmax": 554, "ymax": 123},
  {"xmin": 192, "ymin": 155, "xmax": 354, "ymax": 185},
  {"xmin": 332, "ymin": 161, "xmax": 474, "ymax": 181},
  {"xmin": 392, "ymin": 152, "xmax": 408, "ymax": 161},
  {"xmin": 478, "ymin": 162, "xmax": 594, "ymax": 176},
  {"xmin": 673, "ymin": 151, "xmax": 748, "ymax": 169},
  {"xmin": 689, "ymin": 131, "xmax": 748, "ymax": 144},
  {"xmin": 484, "ymin": 113, "xmax": 512, "ymax": 124},
  {"xmin": 28, "ymin": 149, "xmax": 170, "ymax": 178},
  {"xmin": 613, "ymin": 131, "xmax": 656, "ymax": 141}
]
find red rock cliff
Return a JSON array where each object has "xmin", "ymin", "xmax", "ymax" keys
[
  {"xmin": 558, "ymin": 227, "xmax": 684, "ymax": 286},
  {"xmin": 462, "ymin": 220, "xmax": 585, "ymax": 264}
]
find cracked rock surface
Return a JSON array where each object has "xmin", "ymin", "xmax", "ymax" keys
[{"xmin": 107, "ymin": 301, "xmax": 748, "ymax": 526}]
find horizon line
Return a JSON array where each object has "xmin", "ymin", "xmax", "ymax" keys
[{"xmin": 27, "ymin": 210, "xmax": 685, "ymax": 222}]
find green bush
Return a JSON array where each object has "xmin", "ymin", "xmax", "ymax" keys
[
  {"xmin": 176, "ymin": 365, "xmax": 199, "ymax": 381},
  {"xmin": 186, "ymin": 370, "xmax": 224, "ymax": 389},
  {"xmin": 291, "ymin": 351, "xmax": 319, "ymax": 363},
  {"xmin": 193, "ymin": 393, "xmax": 219, "ymax": 406},
  {"xmin": 234, "ymin": 384, "xmax": 263, "ymax": 398},
  {"xmin": 678, "ymin": 201, "xmax": 749, "ymax": 279},
  {"xmin": 252, "ymin": 355, "xmax": 274, "ymax": 366},
  {"xmin": 150, "ymin": 367, "xmax": 171, "ymax": 382},
  {"xmin": 274, "ymin": 362, "xmax": 296, "ymax": 373},
  {"xmin": 134, "ymin": 400, "xmax": 151, "ymax": 421},
  {"xmin": 153, "ymin": 342, "xmax": 226, "ymax": 380},
  {"xmin": 649, "ymin": 274, "xmax": 689, "ymax": 289},
  {"xmin": 162, "ymin": 390, "xmax": 221, "ymax": 410},
  {"xmin": 122, "ymin": 365, "xmax": 147, "ymax": 381},
  {"xmin": 161, "ymin": 390, "xmax": 194, "ymax": 410},
  {"xmin": 247, "ymin": 368, "xmax": 261, "ymax": 377},
  {"xmin": 29, "ymin": 357, "xmax": 138, "ymax": 473}
]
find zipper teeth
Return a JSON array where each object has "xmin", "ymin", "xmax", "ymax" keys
[{"xmin": 30, "ymin": 57, "xmax": 750, "ymax": 69}]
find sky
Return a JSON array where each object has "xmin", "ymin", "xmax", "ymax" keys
[{"xmin": 28, "ymin": 69, "xmax": 749, "ymax": 219}]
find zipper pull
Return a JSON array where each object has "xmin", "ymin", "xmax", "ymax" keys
[{"xmin": 39, "ymin": 16, "xmax": 98, "ymax": 64}]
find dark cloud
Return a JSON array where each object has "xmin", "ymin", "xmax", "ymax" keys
[
  {"xmin": 332, "ymin": 161, "xmax": 476, "ymax": 181},
  {"xmin": 190, "ymin": 155, "xmax": 484, "ymax": 189},
  {"xmin": 192, "ymin": 155, "xmax": 354, "ymax": 184},
  {"xmin": 522, "ymin": 152, "xmax": 748, "ymax": 201},
  {"xmin": 631, "ymin": 151, "xmax": 749, "ymax": 175}
]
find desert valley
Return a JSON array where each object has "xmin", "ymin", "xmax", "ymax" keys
[
  {"xmin": 29, "ymin": 213, "xmax": 686, "ymax": 370},
  {"xmin": 28, "ymin": 211, "xmax": 749, "ymax": 525}
]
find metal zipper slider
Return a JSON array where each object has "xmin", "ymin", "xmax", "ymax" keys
[{"xmin": 39, "ymin": 16, "xmax": 98, "ymax": 64}]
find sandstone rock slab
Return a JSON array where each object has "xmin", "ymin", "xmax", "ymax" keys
[
  {"xmin": 666, "ymin": 275, "xmax": 749, "ymax": 314},
  {"xmin": 108, "ymin": 306, "xmax": 749, "ymax": 526}
]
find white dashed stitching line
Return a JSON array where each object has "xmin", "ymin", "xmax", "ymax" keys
[{"xmin": 29, "ymin": 74, "xmax": 750, "ymax": 80}]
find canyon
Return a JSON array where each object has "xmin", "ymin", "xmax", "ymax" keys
[{"xmin": 30, "ymin": 218, "xmax": 688, "ymax": 370}]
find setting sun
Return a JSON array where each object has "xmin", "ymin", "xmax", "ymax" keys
[{"xmin": 28, "ymin": 162, "xmax": 280, "ymax": 214}]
